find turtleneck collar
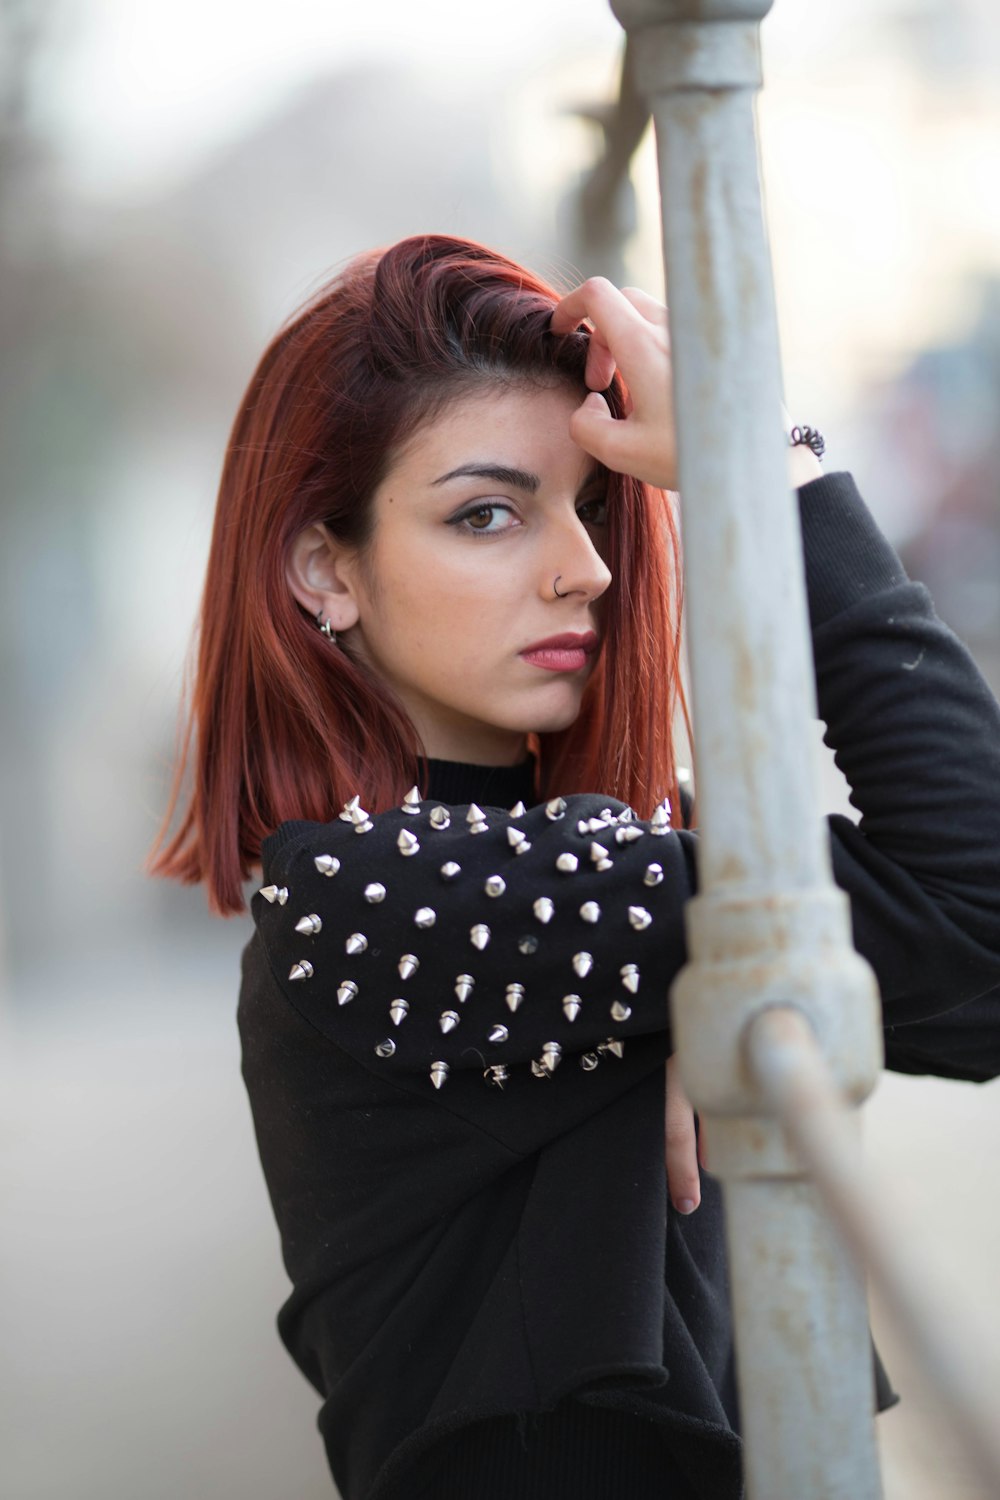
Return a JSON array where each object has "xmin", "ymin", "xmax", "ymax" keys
[{"xmin": 422, "ymin": 755, "xmax": 538, "ymax": 810}]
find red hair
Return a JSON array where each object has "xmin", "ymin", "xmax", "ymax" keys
[{"xmin": 150, "ymin": 235, "xmax": 692, "ymax": 913}]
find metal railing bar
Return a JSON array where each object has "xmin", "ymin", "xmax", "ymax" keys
[{"xmin": 745, "ymin": 1004, "xmax": 1000, "ymax": 1494}]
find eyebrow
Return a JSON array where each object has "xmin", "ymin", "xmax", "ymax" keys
[
  {"xmin": 431, "ymin": 463, "xmax": 540, "ymax": 492},
  {"xmin": 430, "ymin": 462, "xmax": 607, "ymax": 494}
]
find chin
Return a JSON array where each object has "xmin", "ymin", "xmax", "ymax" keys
[{"xmin": 521, "ymin": 694, "xmax": 586, "ymax": 737}]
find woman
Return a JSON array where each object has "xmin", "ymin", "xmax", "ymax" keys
[{"xmin": 152, "ymin": 235, "xmax": 1000, "ymax": 1499}]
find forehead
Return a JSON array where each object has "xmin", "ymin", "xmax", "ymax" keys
[{"xmin": 385, "ymin": 381, "xmax": 593, "ymax": 484}]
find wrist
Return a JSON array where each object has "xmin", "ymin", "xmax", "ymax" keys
[{"xmin": 788, "ymin": 443, "xmax": 824, "ymax": 489}]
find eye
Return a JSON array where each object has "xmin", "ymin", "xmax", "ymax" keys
[
  {"xmin": 451, "ymin": 502, "xmax": 520, "ymax": 536},
  {"xmin": 577, "ymin": 495, "xmax": 608, "ymax": 526}
]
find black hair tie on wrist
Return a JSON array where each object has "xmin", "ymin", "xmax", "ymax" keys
[{"xmin": 789, "ymin": 424, "xmax": 826, "ymax": 461}]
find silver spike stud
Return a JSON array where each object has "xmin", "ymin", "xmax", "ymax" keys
[
  {"xmin": 505, "ymin": 982, "xmax": 525, "ymax": 1012},
  {"xmin": 470, "ymin": 923, "xmax": 491, "ymax": 950},
  {"xmin": 579, "ymin": 901, "xmax": 601, "ymax": 924},
  {"xmin": 440, "ymin": 1010, "xmax": 461, "ymax": 1034},
  {"xmin": 397, "ymin": 828, "xmax": 420, "ymax": 857},
  {"xmin": 314, "ymin": 854, "xmax": 341, "ymax": 876},
  {"xmin": 364, "ymin": 882, "xmax": 387, "ymax": 904},
  {"xmin": 562, "ymin": 994, "xmax": 582, "ymax": 1022},
  {"xmin": 507, "ymin": 826, "xmax": 529, "ymax": 850},
  {"xmin": 455, "ymin": 974, "xmax": 475, "ymax": 1003},
  {"xmin": 398, "ymin": 953, "xmax": 419, "ymax": 980},
  {"xmin": 589, "ymin": 841, "xmax": 613, "ymax": 872},
  {"xmin": 533, "ymin": 896, "xmax": 554, "ymax": 924},
  {"xmin": 556, "ymin": 852, "xmax": 579, "ymax": 874},
  {"xmin": 545, "ymin": 797, "xmax": 567, "ymax": 821},
  {"xmin": 350, "ymin": 803, "xmax": 374, "ymax": 834},
  {"xmin": 616, "ymin": 825, "xmax": 645, "ymax": 845},
  {"xmin": 598, "ymin": 1037, "xmax": 625, "ymax": 1059},
  {"xmin": 531, "ymin": 1060, "xmax": 552, "ymax": 1079},
  {"xmin": 346, "ymin": 932, "xmax": 369, "ymax": 955},
  {"xmin": 620, "ymin": 963, "xmax": 640, "ymax": 994},
  {"xmin": 429, "ymin": 806, "xmax": 451, "ymax": 830},
  {"xmin": 430, "ymin": 1061, "xmax": 449, "ymax": 1090},
  {"xmin": 375, "ymin": 1037, "xmax": 397, "ymax": 1058},
  {"xmin": 466, "ymin": 803, "xmax": 489, "ymax": 834},
  {"xmin": 628, "ymin": 905, "xmax": 652, "ymax": 931},
  {"xmin": 289, "ymin": 960, "xmax": 313, "ymax": 981},
  {"xmin": 485, "ymin": 1064, "xmax": 509, "ymax": 1089},
  {"xmin": 509, "ymin": 800, "xmax": 527, "ymax": 819},
  {"xmin": 260, "ymin": 884, "xmax": 288, "ymax": 905},
  {"xmin": 580, "ymin": 1052, "xmax": 600, "ymax": 1071},
  {"xmin": 576, "ymin": 819, "xmax": 591, "ymax": 837},
  {"xmin": 339, "ymin": 795, "xmax": 360, "ymax": 822},
  {"xmin": 401, "ymin": 786, "xmax": 421, "ymax": 814},
  {"xmin": 488, "ymin": 1023, "xmax": 509, "ymax": 1044},
  {"xmin": 650, "ymin": 805, "xmax": 670, "ymax": 836},
  {"xmin": 295, "ymin": 913, "xmax": 322, "ymax": 936},
  {"xmin": 414, "ymin": 907, "xmax": 436, "ymax": 928},
  {"xmin": 611, "ymin": 1000, "xmax": 632, "ymax": 1023},
  {"xmin": 644, "ymin": 863, "xmax": 664, "ymax": 887},
  {"xmin": 484, "ymin": 875, "xmax": 506, "ymax": 898},
  {"xmin": 572, "ymin": 951, "xmax": 593, "ymax": 979},
  {"xmin": 541, "ymin": 1041, "xmax": 562, "ymax": 1073},
  {"xmin": 517, "ymin": 935, "xmax": 539, "ymax": 955},
  {"xmin": 389, "ymin": 998, "xmax": 409, "ymax": 1025},
  {"xmin": 440, "ymin": 861, "xmax": 461, "ymax": 881},
  {"xmin": 337, "ymin": 980, "xmax": 359, "ymax": 1006}
]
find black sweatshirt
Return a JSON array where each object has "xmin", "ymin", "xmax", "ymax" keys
[{"xmin": 237, "ymin": 471, "xmax": 1000, "ymax": 1500}]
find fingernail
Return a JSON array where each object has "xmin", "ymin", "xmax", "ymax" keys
[{"xmin": 676, "ymin": 1198, "xmax": 697, "ymax": 1215}]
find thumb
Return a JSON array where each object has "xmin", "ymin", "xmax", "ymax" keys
[{"xmin": 568, "ymin": 390, "xmax": 616, "ymax": 460}]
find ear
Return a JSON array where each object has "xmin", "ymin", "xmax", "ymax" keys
[{"xmin": 286, "ymin": 523, "xmax": 362, "ymax": 632}]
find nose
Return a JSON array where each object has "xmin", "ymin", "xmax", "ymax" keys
[{"xmin": 542, "ymin": 510, "xmax": 613, "ymax": 603}]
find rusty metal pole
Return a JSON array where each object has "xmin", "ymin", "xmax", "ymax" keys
[{"xmin": 607, "ymin": 3, "xmax": 886, "ymax": 1496}]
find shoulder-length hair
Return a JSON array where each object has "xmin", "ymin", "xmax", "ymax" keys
[{"xmin": 150, "ymin": 234, "xmax": 691, "ymax": 914}]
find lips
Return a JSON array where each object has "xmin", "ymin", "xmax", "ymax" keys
[
  {"xmin": 520, "ymin": 630, "xmax": 600, "ymax": 674},
  {"xmin": 520, "ymin": 631, "xmax": 599, "ymax": 656}
]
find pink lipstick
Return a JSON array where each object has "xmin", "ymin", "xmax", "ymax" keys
[{"xmin": 520, "ymin": 631, "xmax": 599, "ymax": 673}]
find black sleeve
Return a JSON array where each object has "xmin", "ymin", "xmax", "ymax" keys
[
  {"xmin": 882, "ymin": 984, "xmax": 1000, "ymax": 1082},
  {"xmin": 800, "ymin": 471, "xmax": 1000, "ymax": 1078}
]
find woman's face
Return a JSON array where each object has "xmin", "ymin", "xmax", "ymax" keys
[{"xmin": 339, "ymin": 381, "xmax": 613, "ymax": 765}]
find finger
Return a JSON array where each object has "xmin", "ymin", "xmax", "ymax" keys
[
  {"xmin": 551, "ymin": 276, "xmax": 655, "ymax": 345},
  {"xmin": 584, "ymin": 328, "xmax": 617, "ymax": 392},
  {"xmin": 566, "ymin": 393, "xmax": 632, "ymax": 473},
  {"xmin": 621, "ymin": 286, "xmax": 669, "ymax": 331},
  {"xmin": 665, "ymin": 1057, "xmax": 701, "ymax": 1214},
  {"xmin": 553, "ymin": 279, "xmax": 669, "ymax": 406}
]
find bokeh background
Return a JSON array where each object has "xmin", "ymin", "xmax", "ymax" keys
[{"xmin": 1, "ymin": 0, "xmax": 999, "ymax": 1495}]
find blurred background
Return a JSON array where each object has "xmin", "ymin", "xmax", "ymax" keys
[{"xmin": 1, "ymin": 0, "xmax": 998, "ymax": 1495}]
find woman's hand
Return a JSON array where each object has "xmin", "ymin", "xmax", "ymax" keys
[
  {"xmin": 552, "ymin": 279, "xmax": 826, "ymax": 494},
  {"xmin": 550, "ymin": 278, "xmax": 678, "ymax": 490},
  {"xmin": 665, "ymin": 1053, "xmax": 705, "ymax": 1215}
]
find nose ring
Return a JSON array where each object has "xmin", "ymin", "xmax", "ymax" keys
[{"xmin": 553, "ymin": 575, "xmax": 567, "ymax": 598}]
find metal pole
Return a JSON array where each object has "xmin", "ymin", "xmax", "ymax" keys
[
  {"xmin": 747, "ymin": 1006, "xmax": 1000, "ymax": 1495},
  {"xmin": 607, "ymin": 3, "xmax": 885, "ymax": 1495}
]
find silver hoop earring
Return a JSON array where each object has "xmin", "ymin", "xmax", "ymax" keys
[
  {"xmin": 316, "ymin": 609, "xmax": 337, "ymax": 645},
  {"xmin": 553, "ymin": 576, "xmax": 567, "ymax": 598}
]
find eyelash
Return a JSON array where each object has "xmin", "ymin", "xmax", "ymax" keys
[{"xmin": 450, "ymin": 498, "xmax": 608, "ymax": 538}]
